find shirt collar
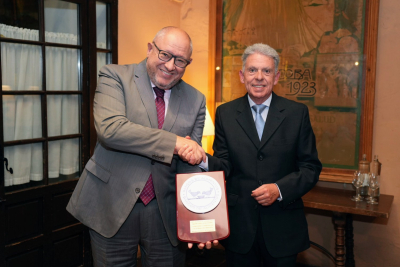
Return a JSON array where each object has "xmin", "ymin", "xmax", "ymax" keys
[
  {"xmin": 150, "ymin": 82, "xmax": 171, "ymax": 98},
  {"xmin": 247, "ymin": 94, "xmax": 272, "ymax": 108}
]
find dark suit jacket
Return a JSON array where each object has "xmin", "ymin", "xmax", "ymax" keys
[
  {"xmin": 67, "ymin": 60, "xmax": 204, "ymax": 246},
  {"xmin": 208, "ymin": 92, "xmax": 321, "ymax": 257}
]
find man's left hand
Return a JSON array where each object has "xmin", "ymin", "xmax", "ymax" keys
[
  {"xmin": 188, "ymin": 240, "xmax": 219, "ymax": 250},
  {"xmin": 251, "ymin": 184, "xmax": 279, "ymax": 206}
]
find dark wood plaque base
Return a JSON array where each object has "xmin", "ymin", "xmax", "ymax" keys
[{"xmin": 176, "ymin": 171, "xmax": 230, "ymax": 243}]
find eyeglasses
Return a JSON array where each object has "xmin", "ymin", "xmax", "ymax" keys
[{"xmin": 152, "ymin": 42, "xmax": 190, "ymax": 68}]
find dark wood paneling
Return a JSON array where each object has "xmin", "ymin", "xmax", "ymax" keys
[
  {"xmin": 6, "ymin": 199, "xmax": 43, "ymax": 244},
  {"xmin": 52, "ymin": 191, "xmax": 78, "ymax": 230},
  {"xmin": 6, "ymin": 247, "xmax": 43, "ymax": 267},
  {"xmin": 53, "ymin": 234, "xmax": 83, "ymax": 267},
  {"xmin": 1, "ymin": 1, "xmax": 118, "ymax": 266}
]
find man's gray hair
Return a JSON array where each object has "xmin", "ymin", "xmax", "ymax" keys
[
  {"xmin": 241, "ymin": 43, "xmax": 280, "ymax": 73},
  {"xmin": 153, "ymin": 26, "xmax": 193, "ymax": 55}
]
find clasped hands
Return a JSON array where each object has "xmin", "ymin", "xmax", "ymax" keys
[{"xmin": 175, "ymin": 136, "xmax": 206, "ymax": 165}]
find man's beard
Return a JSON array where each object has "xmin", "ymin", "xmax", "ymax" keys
[{"xmin": 147, "ymin": 66, "xmax": 180, "ymax": 90}]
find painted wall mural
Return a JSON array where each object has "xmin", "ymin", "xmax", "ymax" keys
[{"xmin": 221, "ymin": 0, "xmax": 365, "ymax": 169}]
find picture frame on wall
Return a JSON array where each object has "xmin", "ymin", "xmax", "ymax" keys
[{"xmin": 213, "ymin": 0, "xmax": 380, "ymax": 183}]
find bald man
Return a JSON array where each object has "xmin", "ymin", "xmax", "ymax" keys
[{"xmin": 67, "ymin": 27, "xmax": 207, "ymax": 266}]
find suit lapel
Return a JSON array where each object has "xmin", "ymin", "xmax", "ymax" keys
[
  {"xmin": 134, "ymin": 60, "xmax": 158, "ymax": 128},
  {"xmin": 236, "ymin": 96, "xmax": 261, "ymax": 148},
  {"xmin": 163, "ymin": 82, "xmax": 181, "ymax": 132},
  {"xmin": 260, "ymin": 92, "xmax": 286, "ymax": 147}
]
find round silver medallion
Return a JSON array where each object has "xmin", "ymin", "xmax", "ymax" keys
[{"xmin": 180, "ymin": 174, "xmax": 222, "ymax": 214}]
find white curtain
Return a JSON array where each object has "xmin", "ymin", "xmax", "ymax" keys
[
  {"xmin": 45, "ymin": 32, "xmax": 80, "ymax": 178},
  {"xmin": 96, "ymin": 1, "xmax": 107, "ymax": 76},
  {"xmin": 1, "ymin": 24, "xmax": 43, "ymax": 186},
  {"xmin": 1, "ymin": 23, "xmax": 82, "ymax": 185},
  {"xmin": 97, "ymin": 42, "xmax": 107, "ymax": 80}
]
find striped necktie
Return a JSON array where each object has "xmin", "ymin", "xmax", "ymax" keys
[{"xmin": 139, "ymin": 87, "xmax": 165, "ymax": 205}]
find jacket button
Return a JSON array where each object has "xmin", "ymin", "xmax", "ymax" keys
[
  {"xmin": 254, "ymin": 204, "xmax": 258, "ymax": 209},
  {"xmin": 258, "ymin": 180, "xmax": 263, "ymax": 186},
  {"xmin": 151, "ymin": 160, "xmax": 155, "ymax": 165},
  {"xmin": 258, "ymin": 155, "xmax": 263, "ymax": 161},
  {"xmin": 135, "ymin": 188, "xmax": 140, "ymax": 193}
]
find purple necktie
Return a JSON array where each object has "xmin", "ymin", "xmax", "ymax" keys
[{"xmin": 139, "ymin": 87, "xmax": 165, "ymax": 205}]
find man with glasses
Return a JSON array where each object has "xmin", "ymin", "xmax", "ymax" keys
[{"xmin": 67, "ymin": 26, "xmax": 208, "ymax": 266}]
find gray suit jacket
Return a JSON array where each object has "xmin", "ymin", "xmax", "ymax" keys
[{"xmin": 67, "ymin": 60, "xmax": 205, "ymax": 246}]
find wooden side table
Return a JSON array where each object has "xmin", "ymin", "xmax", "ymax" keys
[{"xmin": 302, "ymin": 186, "xmax": 394, "ymax": 267}]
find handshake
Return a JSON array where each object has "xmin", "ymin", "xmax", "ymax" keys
[{"xmin": 174, "ymin": 136, "xmax": 206, "ymax": 165}]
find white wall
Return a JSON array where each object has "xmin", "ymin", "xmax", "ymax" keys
[{"xmin": 118, "ymin": 0, "xmax": 209, "ymax": 98}]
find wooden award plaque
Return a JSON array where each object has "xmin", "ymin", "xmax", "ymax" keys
[{"xmin": 176, "ymin": 171, "xmax": 230, "ymax": 243}]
